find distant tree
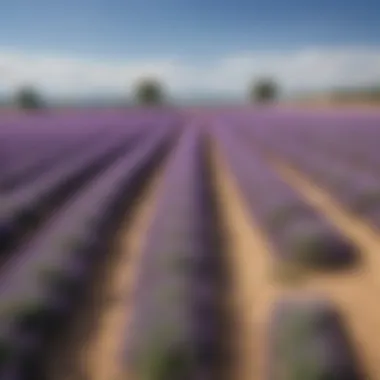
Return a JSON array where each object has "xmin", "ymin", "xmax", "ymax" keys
[
  {"xmin": 250, "ymin": 78, "xmax": 278, "ymax": 103},
  {"xmin": 14, "ymin": 86, "xmax": 44, "ymax": 110},
  {"xmin": 134, "ymin": 77, "xmax": 165, "ymax": 106}
]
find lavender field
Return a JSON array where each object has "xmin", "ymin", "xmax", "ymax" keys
[{"xmin": 1, "ymin": 107, "xmax": 380, "ymax": 380}]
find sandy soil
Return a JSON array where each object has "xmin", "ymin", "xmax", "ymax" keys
[
  {"xmin": 212, "ymin": 139, "xmax": 380, "ymax": 380},
  {"xmin": 46, "ymin": 162, "xmax": 168, "ymax": 380},
  {"xmin": 274, "ymin": 160, "xmax": 380, "ymax": 379},
  {"xmin": 211, "ymin": 145, "xmax": 311, "ymax": 380},
  {"xmin": 45, "ymin": 134, "xmax": 380, "ymax": 380},
  {"xmin": 83, "ymin": 169, "xmax": 166, "ymax": 380}
]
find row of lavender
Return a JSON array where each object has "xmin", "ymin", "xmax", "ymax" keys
[
  {"xmin": 0, "ymin": 111, "xmax": 182, "ymax": 256},
  {"xmin": 267, "ymin": 296, "xmax": 364, "ymax": 380},
  {"xmin": 1, "ymin": 109, "xmax": 181, "ymax": 192},
  {"xmin": 0, "ymin": 130, "xmax": 146, "ymax": 255},
  {"xmin": 1, "ymin": 107, "xmax": 374, "ymax": 379},
  {"xmin": 0, "ymin": 111, "xmax": 182, "ymax": 378},
  {"xmin": 211, "ymin": 117, "xmax": 365, "ymax": 379},
  {"xmin": 124, "ymin": 126, "xmax": 227, "ymax": 379},
  {"xmin": 239, "ymin": 109, "xmax": 380, "ymax": 230},
  {"xmin": 212, "ymin": 120, "xmax": 356, "ymax": 269}
]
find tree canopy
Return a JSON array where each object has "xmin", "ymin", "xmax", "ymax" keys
[
  {"xmin": 249, "ymin": 78, "xmax": 278, "ymax": 103},
  {"xmin": 14, "ymin": 86, "xmax": 44, "ymax": 110},
  {"xmin": 134, "ymin": 78, "xmax": 165, "ymax": 106}
]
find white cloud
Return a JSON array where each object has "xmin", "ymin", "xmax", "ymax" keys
[{"xmin": 0, "ymin": 46, "xmax": 379, "ymax": 99}]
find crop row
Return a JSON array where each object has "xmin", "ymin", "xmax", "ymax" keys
[
  {"xmin": 0, "ymin": 129, "xmax": 149, "ymax": 255},
  {"xmin": 1, "ymin": 127, "xmax": 108, "ymax": 192},
  {"xmin": 239, "ymin": 120, "xmax": 380, "ymax": 230},
  {"xmin": 274, "ymin": 111, "xmax": 380, "ymax": 173},
  {"xmin": 1, "ymin": 109, "xmax": 376, "ymax": 380},
  {"xmin": 125, "ymin": 126, "xmax": 226, "ymax": 379},
  {"xmin": 212, "ymin": 116, "xmax": 366, "ymax": 380},
  {"xmin": 212, "ymin": 122, "xmax": 356, "ymax": 269},
  {"xmin": 0, "ymin": 125, "xmax": 177, "ymax": 378},
  {"xmin": 0, "ymin": 110, "xmax": 183, "ymax": 192},
  {"xmin": 268, "ymin": 296, "xmax": 364, "ymax": 380}
]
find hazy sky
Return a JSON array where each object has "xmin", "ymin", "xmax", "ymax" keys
[{"xmin": 0, "ymin": 0, "xmax": 379, "ymax": 99}]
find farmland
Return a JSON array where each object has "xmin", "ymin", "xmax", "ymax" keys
[{"xmin": 1, "ymin": 107, "xmax": 380, "ymax": 380}]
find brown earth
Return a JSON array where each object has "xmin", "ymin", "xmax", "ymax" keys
[
  {"xmin": 211, "ymin": 144, "xmax": 323, "ymax": 380},
  {"xmin": 46, "ymin": 160, "xmax": 168, "ymax": 380},
  {"xmin": 46, "ymin": 134, "xmax": 380, "ymax": 380},
  {"xmin": 274, "ymin": 159, "xmax": 380, "ymax": 380},
  {"xmin": 211, "ymin": 140, "xmax": 380, "ymax": 380},
  {"xmin": 83, "ymin": 163, "xmax": 167, "ymax": 380}
]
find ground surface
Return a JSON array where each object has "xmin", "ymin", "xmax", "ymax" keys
[
  {"xmin": 47, "ymin": 156, "xmax": 169, "ymax": 380},
  {"xmin": 46, "ymin": 136, "xmax": 380, "ymax": 380},
  {"xmin": 212, "ymin": 143, "xmax": 380, "ymax": 380}
]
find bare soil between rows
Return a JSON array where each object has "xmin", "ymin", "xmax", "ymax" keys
[
  {"xmin": 211, "ymin": 138, "xmax": 380, "ymax": 380},
  {"xmin": 45, "ymin": 138, "xmax": 380, "ymax": 380},
  {"xmin": 46, "ymin": 161, "xmax": 167, "ymax": 380}
]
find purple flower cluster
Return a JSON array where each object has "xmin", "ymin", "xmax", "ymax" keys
[
  {"xmin": 0, "ymin": 119, "xmax": 176, "ymax": 378},
  {"xmin": 212, "ymin": 121, "xmax": 356, "ymax": 269},
  {"xmin": 125, "ymin": 125, "xmax": 223, "ymax": 380},
  {"xmin": 239, "ymin": 110, "xmax": 380, "ymax": 230}
]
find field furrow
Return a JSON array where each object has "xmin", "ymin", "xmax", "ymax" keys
[{"xmin": 2, "ymin": 108, "xmax": 380, "ymax": 380}]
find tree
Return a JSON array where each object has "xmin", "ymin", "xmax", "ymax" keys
[
  {"xmin": 14, "ymin": 86, "xmax": 44, "ymax": 110},
  {"xmin": 250, "ymin": 78, "xmax": 278, "ymax": 103},
  {"xmin": 134, "ymin": 77, "xmax": 164, "ymax": 106}
]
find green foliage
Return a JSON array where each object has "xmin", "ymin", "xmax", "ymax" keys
[
  {"xmin": 14, "ymin": 86, "xmax": 44, "ymax": 110},
  {"xmin": 250, "ymin": 78, "xmax": 278, "ymax": 103},
  {"xmin": 0, "ymin": 341, "xmax": 14, "ymax": 367},
  {"xmin": 277, "ymin": 313, "xmax": 320, "ymax": 380},
  {"xmin": 267, "ymin": 204, "xmax": 307, "ymax": 233},
  {"xmin": 134, "ymin": 78, "xmax": 165, "ymax": 106},
  {"xmin": 137, "ymin": 327, "xmax": 195, "ymax": 380}
]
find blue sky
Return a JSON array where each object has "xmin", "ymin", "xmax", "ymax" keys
[
  {"xmin": 0, "ymin": 0, "xmax": 379, "ymax": 99},
  {"xmin": 1, "ymin": 0, "xmax": 379, "ymax": 59}
]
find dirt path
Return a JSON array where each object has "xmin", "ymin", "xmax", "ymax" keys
[
  {"xmin": 211, "ymin": 145, "xmax": 314, "ymax": 380},
  {"xmin": 46, "ymin": 137, "xmax": 380, "ymax": 380},
  {"xmin": 212, "ymin": 146, "xmax": 260, "ymax": 380},
  {"xmin": 271, "ymin": 159, "xmax": 380, "ymax": 380},
  {"xmin": 47, "ymin": 162, "xmax": 167, "ymax": 380},
  {"xmin": 212, "ymin": 138, "xmax": 380, "ymax": 380},
  {"xmin": 84, "ymin": 165, "xmax": 168, "ymax": 380}
]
